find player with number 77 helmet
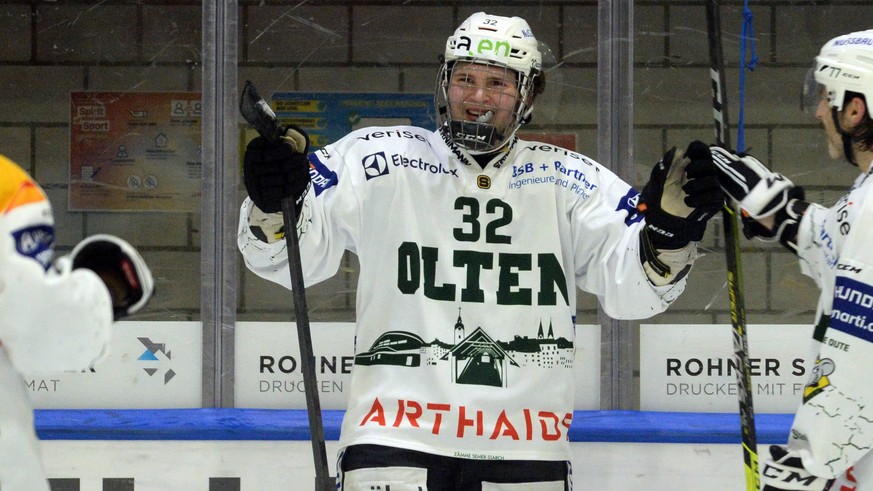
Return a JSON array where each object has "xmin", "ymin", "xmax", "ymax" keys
[{"xmin": 707, "ymin": 29, "xmax": 873, "ymax": 491}]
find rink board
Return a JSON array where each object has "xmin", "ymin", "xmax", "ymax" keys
[
  {"xmin": 35, "ymin": 408, "xmax": 792, "ymax": 443},
  {"xmin": 34, "ymin": 409, "xmax": 792, "ymax": 490}
]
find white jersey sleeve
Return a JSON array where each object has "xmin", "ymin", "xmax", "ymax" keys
[
  {"xmin": 237, "ymin": 139, "xmax": 358, "ymax": 289},
  {"xmin": 0, "ymin": 154, "xmax": 112, "ymax": 374},
  {"xmin": 565, "ymin": 161, "xmax": 686, "ymax": 318},
  {"xmin": 794, "ymin": 171, "xmax": 873, "ymax": 323}
]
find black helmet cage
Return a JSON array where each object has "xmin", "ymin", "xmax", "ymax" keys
[{"xmin": 436, "ymin": 57, "xmax": 540, "ymax": 154}]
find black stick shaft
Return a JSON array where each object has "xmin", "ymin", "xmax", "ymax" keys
[
  {"xmin": 239, "ymin": 80, "xmax": 334, "ymax": 490},
  {"xmin": 705, "ymin": 2, "xmax": 760, "ymax": 490},
  {"xmin": 281, "ymin": 197, "xmax": 334, "ymax": 491}
]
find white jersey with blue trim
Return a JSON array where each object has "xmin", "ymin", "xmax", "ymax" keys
[
  {"xmin": 238, "ymin": 126, "xmax": 687, "ymax": 460},
  {"xmin": 788, "ymin": 164, "xmax": 873, "ymax": 486},
  {"xmin": 794, "ymin": 167, "xmax": 873, "ymax": 329}
]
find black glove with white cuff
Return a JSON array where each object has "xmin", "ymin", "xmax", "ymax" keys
[
  {"xmin": 710, "ymin": 146, "xmax": 810, "ymax": 253},
  {"xmin": 638, "ymin": 140, "xmax": 724, "ymax": 284},
  {"xmin": 243, "ymin": 125, "xmax": 312, "ymax": 215},
  {"xmin": 641, "ymin": 140, "xmax": 724, "ymax": 249}
]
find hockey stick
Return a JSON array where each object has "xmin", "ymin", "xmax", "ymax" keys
[
  {"xmin": 240, "ymin": 80, "xmax": 335, "ymax": 491},
  {"xmin": 704, "ymin": 2, "xmax": 760, "ymax": 490}
]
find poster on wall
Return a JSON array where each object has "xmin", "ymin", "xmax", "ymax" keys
[
  {"xmin": 268, "ymin": 92, "xmax": 435, "ymax": 150},
  {"xmin": 640, "ymin": 323, "xmax": 816, "ymax": 413},
  {"xmin": 234, "ymin": 322, "xmax": 600, "ymax": 410},
  {"xmin": 69, "ymin": 91, "xmax": 202, "ymax": 212},
  {"xmin": 26, "ymin": 321, "xmax": 202, "ymax": 409}
]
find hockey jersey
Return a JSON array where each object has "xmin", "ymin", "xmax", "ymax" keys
[
  {"xmin": 238, "ymin": 127, "xmax": 688, "ymax": 460},
  {"xmin": 787, "ymin": 162, "xmax": 873, "ymax": 486},
  {"xmin": 0, "ymin": 154, "xmax": 114, "ymax": 491}
]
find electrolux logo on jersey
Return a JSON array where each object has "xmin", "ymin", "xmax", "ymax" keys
[
  {"xmin": 361, "ymin": 151, "xmax": 458, "ymax": 180},
  {"xmin": 362, "ymin": 151, "xmax": 390, "ymax": 180},
  {"xmin": 390, "ymin": 153, "xmax": 458, "ymax": 178}
]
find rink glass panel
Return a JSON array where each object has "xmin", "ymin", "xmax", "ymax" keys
[{"xmin": 1, "ymin": 1, "xmax": 867, "ymax": 410}]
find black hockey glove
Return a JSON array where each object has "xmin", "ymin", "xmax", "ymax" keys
[
  {"xmin": 762, "ymin": 445, "xmax": 834, "ymax": 491},
  {"xmin": 70, "ymin": 234, "xmax": 154, "ymax": 320},
  {"xmin": 710, "ymin": 146, "xmax": 810, "ymax": 252},
  {"xmin": 243, "ymin": 125, "xmax": 311, "ymax": 214},
  {"xmin": 639, "ymin": 140, "xmax": 724, "ymax": 250}
]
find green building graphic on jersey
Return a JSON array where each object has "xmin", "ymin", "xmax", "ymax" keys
[{"xmin": 353, "ymin": 308, "xmax": 574, "ymax": 388}]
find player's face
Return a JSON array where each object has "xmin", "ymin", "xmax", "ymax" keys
[
  {"xmin": 447, "ymin": 62, "xmax": 520, "ymax": 132},
  {"xmin": 815, "ymin": 88, "xmax": 846, "ymax": 160}
]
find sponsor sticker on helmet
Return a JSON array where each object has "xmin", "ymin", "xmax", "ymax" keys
[{"xmin": 12, "ymin": 224, "xmax": 54, "ymax": 270}]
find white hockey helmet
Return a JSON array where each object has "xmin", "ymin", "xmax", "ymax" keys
[
  {"xmin": 436, "ymin": 12, "xmax": 543, "ymax": 154},
  {"xmin": 803, "ymin": 30, "xmax": 873, "ymax": 112}
]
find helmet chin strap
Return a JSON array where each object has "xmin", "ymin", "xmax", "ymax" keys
[{"xmin": 832, "ymin": 107, "xmax": 859, "ymax": 167}]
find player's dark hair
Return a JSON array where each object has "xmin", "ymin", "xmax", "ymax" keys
[
  {"xmin": 532, "ymin": 70, "xmax": 546, "ymax": 98},
  {"xmin": 845, "ymin": 91, "xmax": 873, "ymax": 151}
]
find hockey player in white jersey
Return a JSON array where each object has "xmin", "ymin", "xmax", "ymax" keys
[
  {"xmin": 710, "ymin": 29, "xmax": 873, "ymax": 491},
  {"xmin": 238, "ymin": 12, "xmax": 723, "ymax": 490},
  {"xmin": 0, "ymin": 154, "xmax": 153, "ymax": 490}
]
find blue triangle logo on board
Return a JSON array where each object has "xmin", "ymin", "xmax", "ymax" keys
[{"xmin": 138, "ymin": 349, "xmax": 159, "ymax": 361}]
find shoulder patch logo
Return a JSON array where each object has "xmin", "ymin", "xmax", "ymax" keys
[
  {"xmin": 616, "ymin": 188, "xmax": 644, "ymax": 226},
  {"xmin": 308, "ymin": 159, "xmax": 338, "ymax": 197}
]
